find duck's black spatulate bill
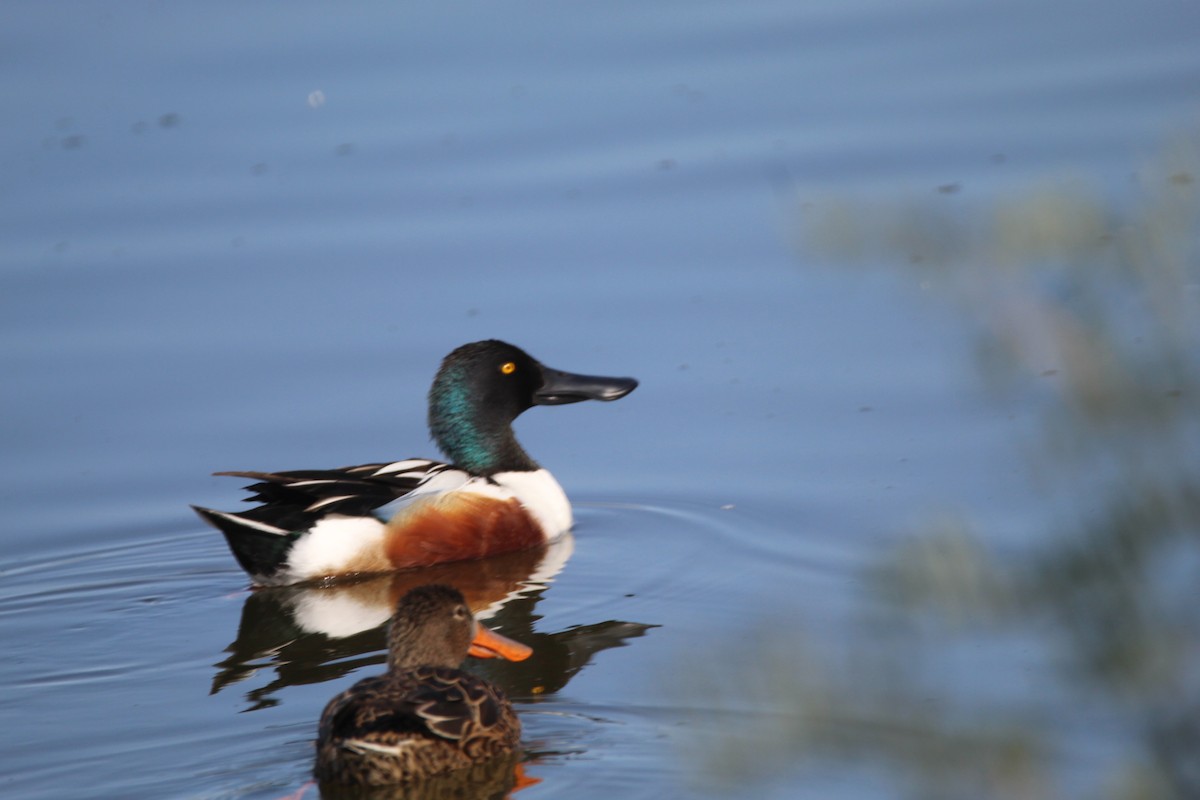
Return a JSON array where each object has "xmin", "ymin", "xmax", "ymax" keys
[{"xmin": 534, "ymin": 366, "xmax": 638, "ymax": 405}]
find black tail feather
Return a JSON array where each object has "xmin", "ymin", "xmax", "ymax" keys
[
  {"xmin": 191, "ymin": 505, "xmax": 297, "ymax": 581},
  {"xmin": 194, "ymin": 462, "xmax": 440, "ymax": 583}
]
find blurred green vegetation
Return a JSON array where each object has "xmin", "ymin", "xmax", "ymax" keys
[{"xmin": 686, "ymin": 137, "xmax": 1199, "ymax": 799}]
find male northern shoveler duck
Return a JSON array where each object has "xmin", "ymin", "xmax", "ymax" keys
[
  {"xmin": 314, "ymin": 583, "xmax": 532, "ymax": 786},
  {"xmin": 192, "ymin": 340, "xmax": 636, "ymax": 585}
]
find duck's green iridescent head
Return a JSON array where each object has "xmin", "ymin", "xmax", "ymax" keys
[{"xmin": 427, "ymin": 340, "xmax": 638, "ymax": 476}]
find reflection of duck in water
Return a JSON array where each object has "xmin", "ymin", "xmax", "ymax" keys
[
  {"xmin": 193, "ymin": 340, "xmax": 636, "ymax": 585},
  {"xmin": 315, "ymin": 584, "xmax": 531, "ymax": 787},
  {"xmin": 211, "ymin": 541, "xmax": 656, "ymax": 711},
  {"xmin": 211, "ymin": 541, "xmax": 565, "ymax": 704},
  {"xmin": 281, "ymin": 536, "xmax": 573, "ymax": 639}
]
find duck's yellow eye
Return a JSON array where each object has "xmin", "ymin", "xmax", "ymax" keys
[{"xmin": 500, "ymin": 361, "xmax": 517, "ymax": 375}]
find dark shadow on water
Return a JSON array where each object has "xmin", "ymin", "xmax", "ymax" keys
[{"xmin": 212, "ymin": 543, "xmax": 657, "ymax": 710}]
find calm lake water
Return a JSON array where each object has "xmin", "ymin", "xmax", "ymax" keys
[{"xmin": 3, "ymin": 1, "xmax": 1199, "ymax": 798}]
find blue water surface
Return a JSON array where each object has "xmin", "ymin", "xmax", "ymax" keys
[{"xmin": 2, "ymin": 1, "xmax": 1198, "ymax": 798}]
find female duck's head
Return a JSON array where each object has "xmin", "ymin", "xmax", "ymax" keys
[
  {"xmin": 427, "ymin": 340, "xmax": 637, "ymax": 476},
  {"xmin": 386, "ymin": 584, "xmax": 532, "ymax": 671}
]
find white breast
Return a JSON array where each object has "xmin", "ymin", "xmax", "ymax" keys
[
  {"xmin": 474, "ymin": 468, "xmax": 573, "ymax": 541},
  {"xmin": 393, "ymin": 467, "xmax": 573, "ymax": 541}
]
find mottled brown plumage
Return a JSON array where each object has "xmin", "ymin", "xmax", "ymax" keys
[{"xmin": 315, "ymin": 584, "xmax": 531, "ymax": 787}]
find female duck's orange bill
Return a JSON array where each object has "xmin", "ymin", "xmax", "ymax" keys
[{"xmin": 469, "ymin": 623, "xmax": 533, "ymax": 661}]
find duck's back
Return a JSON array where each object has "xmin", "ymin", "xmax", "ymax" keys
[{"xmin": 315, "ymin": 666, "xmax": 521, "ymax": 786}]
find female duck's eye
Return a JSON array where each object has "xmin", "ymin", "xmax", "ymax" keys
[{"xmin": 500, "ymin": 362, "xmax": 517, "ymax": 375}]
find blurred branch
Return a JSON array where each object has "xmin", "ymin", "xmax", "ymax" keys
[{"xmin": 685, "ymin": 133, "xmax": 1200, "ymax": 799}]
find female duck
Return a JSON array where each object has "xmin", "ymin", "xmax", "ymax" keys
[
  {"xmin": 315, "ymin": 583, "xmax": 532, "ymax": 786},
  {"xmin": 193, "ymin": 340, "xmax": 636, "ymax": 585}
]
